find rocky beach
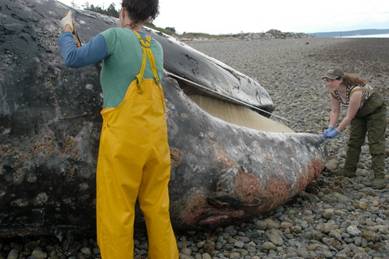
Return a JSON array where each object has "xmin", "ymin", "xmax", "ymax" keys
[{"xmin": 1, "ymin": 38, "xmax": 388, "ymax": 258}]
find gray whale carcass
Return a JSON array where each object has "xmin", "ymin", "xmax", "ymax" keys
[{"xmin": 0, "ymin": 0, "xmax": 326, "ymax": 236}]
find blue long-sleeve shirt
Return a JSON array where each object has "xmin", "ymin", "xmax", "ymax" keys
[
  {"xmin": 58, "ymin": 28, "xmax": 164, "ymax": 108},
  {"xmin": 58, "ymin": 32, "xmax": 109, "ymax": 68}
]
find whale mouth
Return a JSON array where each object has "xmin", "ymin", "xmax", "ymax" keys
[
  {"xmin": 170, "ymin": 75, "xmax": 293, "ymax": 133},
  {"xmin": 207, "ymin": 195, "xmax": 243, "ymax": 209},
  {"xmin": 188, "ymin": 94, "xmax": 294, "ymax": 133},
  {"xmin": 197, "ymin": 207, "xmax": 246, "ymax": 226},
  {"xmin": 184, "ymin": 93, "xmax": 294, "ymax": 133},
  {"xmin": 195, "ymin": 196, "xmax": 265, "ymax": 226},
  {"xmin": 207, "ymin": 195, "xmax": 263, "ymax": 209}
]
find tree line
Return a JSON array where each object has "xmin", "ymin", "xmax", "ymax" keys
[
  {"xmin": 84, "ymin": 2, "xmax": 119, "ymax": 18},
  {"xmin": 75, "ymin": 2, "xmax": 176, "ymax": 35}
]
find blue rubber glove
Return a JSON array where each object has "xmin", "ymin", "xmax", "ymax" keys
[
  {"xmin": 323, "ymin": 127, "xmax": 334, "ymax": 135},
  {"xmin": 323, "ymin": 128, "xmax": 339, "ymax": 139}
]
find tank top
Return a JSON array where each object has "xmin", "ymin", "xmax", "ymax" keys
[{"xmin": 331, "ymin": 84, "xmax": 373, "ymax": 107}]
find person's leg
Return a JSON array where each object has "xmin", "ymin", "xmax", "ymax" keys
[
  {"xmin": 366, "ymin": 104, "xmax": 387, "ymax": 188},
  {"xmin": 343, "ymin": 117, "xmax": 367, "ymax": 177},
  {"xmin": 138, "ymin": 133, "xmax": 178, "ymax": 258},
  {"xmin": 96, "ymin": 118, "xmax": 146, "ymax": 259}
]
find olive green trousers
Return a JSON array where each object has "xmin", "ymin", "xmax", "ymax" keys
[{"xmin": 343, "ymin": 92, "xmax": 387, "ymax": 178}]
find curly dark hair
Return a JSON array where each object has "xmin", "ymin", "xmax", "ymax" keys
[{"xmin": 121, "ymin": 0, "xmax": 159, "ymax": 23}]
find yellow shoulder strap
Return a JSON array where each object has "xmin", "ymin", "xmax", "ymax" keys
[
  {"xmin": 133, "ymin": 31, "xmax": 150, "ymax": 91},
  {"xmin": 145, "ymin": 44, "xmax": 161, "ymax": 85},
  {"xmin": 133, "ymin": 31, "xmax": 161, "ymax": 87}
]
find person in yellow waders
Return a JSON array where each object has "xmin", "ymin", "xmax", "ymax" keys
[{"xmin": 58, "ymin": 0, "xmax": 179, "ymax": 258}]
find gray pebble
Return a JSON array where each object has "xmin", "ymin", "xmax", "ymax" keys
[
  {"xmin": 6, "ymin": 249, "xmax": 19, "ymax": 259},
  {"xmin": 261, "ymin": 241, "xmax": 276, "ymax": 251},
  {"xmin": 347, "ymin": 225, "xmax": 361, "ymax": 236},
  {"xmin": 31, "ymin": 248, "xmax": 47, "ymax": 259}
]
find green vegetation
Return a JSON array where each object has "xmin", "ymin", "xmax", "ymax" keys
[
  {"xmin": 181, "ymin": 32, "xmax": 228, "ymax": 39},
  {"xmin": 144, "ymin": 22, "xmax": 177, "ymax": 36},
  {"xmin": 81, "ymin": 3, "xmax": 177, "ymax": 36},
  {"xmin": 85, "ymin": 3, "xmax": 119, "ymax": 18}
]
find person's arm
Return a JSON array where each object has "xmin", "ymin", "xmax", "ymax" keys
[
  {"xmin": 58, "ymin": 32, "xmax": 109, "ymax": 68},
  {"xmin": 328, "ymin": 94, "xmax": 340, "ymax": 128},
  {"xmin": 336, "ymin": 90, "xmax": 363, "ymax": 132}
]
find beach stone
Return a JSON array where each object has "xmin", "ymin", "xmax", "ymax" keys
[
  {"xmin": 353, "ymin": 252, "xmax": 370, "ymax": 259},
  {"xmin": 370, "ymin": 224, "xmax": 387, "ymax": 233},
  {"xmin": 319, "ymin": 247, "xmax": 333, "ymax": 258},
  {"xmin": 6, "ymin": 249, "xmax": 19, "ymax": 259},
  {"xmin": 322, "ymin": 208, "xmax": 335, "ymax": 219},
  {"xmin": 336, "ymin": 251, "xmax": 348, "ymax": 259},
  {"xmin": 30, "ymin": 248, "xmax": 47, "ymax": 259},
  {"xmin": 234, "ymin": 241, "xmax": 244, "ymax": 248},
  {"xmin": 347, "ymin": 225, "xmax": 361, "ymax": 236},
  {"xmin": 358, "ymin": 169, "xmax": 369, "ymax": 177},
  {"xmin": 48, "ymin": 250, "xmax": 58, "ymax": 258},
  {"xmin": 362, "ymin": 230, "xmax": 379, "ymax": 241},
  {"xmin": 255, "ymin": 220, "xmax": 267, "ymax": 230},
  {"xmin": 324, "ymin": 237, "xmax": 343, "ymax": 250},
  {"xmin": 286, "ymin": 208, "xmax": 297, "ymax": 217},
  {"xmin": 229, "ymin": 252, "xmax": 241, "ymax": 259},
  {"xmin": 264, "ymin": 218, "xmax": 280, "ymax": 229},
  {"xmin": 353, "ymin": 236, "xmax": 362, "ymax": 246},
  {"xmin": 317, "ymin": 222, "xmax": 338, "ymax": 234},
  {"xmin": 247, "ymin": 245, "xmax": 256, "ymax": 254},
  {"xmin": 203, "ymin": 240, "xmax": 215, "ymax": 254},
  {"xmin": 224, "ymin": 225, "xmax": 237, "ymax": 235},
  {"xmin": 80, "ymin": 247, "xmax": 91, "ymax": 256},
  {"xmin": 215, "ymin": 241, "xmax": 223, "ymax": 250},
  {"xmin": 322, "ymin": 192, "xmax": 349, "ymax": 203},
  {"xmin": 298, "ymin": 219, "xmax": 309, "ymax": 229},
  {"xmin": 266, "ymin": 229, "xmax": 283, "ymax": 245},
  {"xmin": 355, "ymin": 199, "xmax": 369, "ymax": 210},
  {"xmin": 280, "ymin": 221, "xmax": 293, "ymax": 230},
  {"xmin": 237, "ymin": 236, "xmax": 250, "ymax": 243},
  {"xmin": 261, "ymin": 241, "xmax": 276, "ymax": 251},
  {"xmin": 296, "ymin": 247, "xmax": 309, "ymax": 258},
  {"xmin": 179, "ymin": 254, "xmax": 192, "ymax": 259},
  {"xmin": 329, "ymin": 229, "xmax": 342, "ymax": 240},
  {"xmin": 303, "ymin": 230, "xmax": 323, "ymax": 240},
  {"xmin": 325, "ymin": 159, "xmax": 338, "ymax": 171},
  {"xmin": 196, "ymin": 241, "xmax": 204, "ymax": 248},
  {"xmin": 181, "ymin": 248, "xmax": 192, "ymax": 256}
]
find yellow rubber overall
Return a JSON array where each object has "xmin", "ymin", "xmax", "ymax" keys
[{"xmin": 96, "ymin": 32, "xmax": 178, "ymax": 259}]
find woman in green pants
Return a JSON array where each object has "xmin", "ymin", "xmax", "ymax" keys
[{"xmin": 322, "ymin": 69, "xmax": 387, "ymax": 189}]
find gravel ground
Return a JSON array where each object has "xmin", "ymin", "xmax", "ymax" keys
[{"xmin": 1, "ymin": 38, "xmax": 388, "ymax": 258}]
